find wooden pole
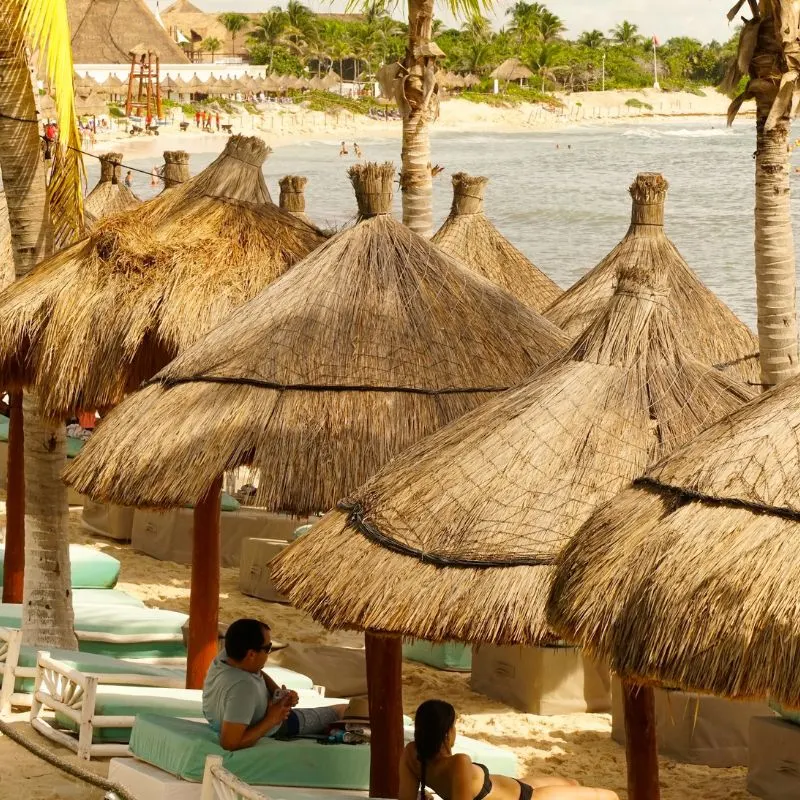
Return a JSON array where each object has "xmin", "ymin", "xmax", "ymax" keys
[
  {"xmin": 186, "ymin": 475, "xmax": 222, "ymax": 689},
  {"xmin": 365, "ymin": 632, "xmax": 404, "ymax": 799},
  {"xmin": 2, "ymin": 392, "xmax": 24, "ymax": 604},
  {"xmin": 622, "ymin": 679, "xmax": 660, "ymax": 800}
]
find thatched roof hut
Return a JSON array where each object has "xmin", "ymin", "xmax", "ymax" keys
[
  {"xmin": 83, "ymin": 152, "xmax": 141, "ymax": 221},
  {"xmin": 185, "ymin": 73, "xmax": 205, "ymax": 92},
  {"xmin": 162, "ymin": 150, "xmax": 190, "ymax": 190},
  {"xmin": 544, "ymin": 174, "xmax": 759, "ymax": 385},
  {"xmin": 0, "ymin": 193, "xmax": 12, "ymax": 290},
  {"xmin": 161, "ymin": 75, "xmax": 180, "ymax": 92},
  {"xmin": 322, "ymin": 70, "xmax": 340, "ymax": 89},
  {"xmin": 548, "ymin": 369, "xmax": 800, "ymax": 707},
  {"xmin": 67, "ymin": 0, "xmax": 189, "ymax": 64},
  {"xmin": 490, "ymin": 58, "xmax": 533, "ymax": 82},
  {"xmin": 432, "ymin": 172, "xmax": 562, "ymax": 312},
  {"xmin": 269, "ymin": 225, "xmax": 754, "ymax": 643},
  {"xmin": 66, "ymin": 162, "xmax": 568, "ymax": 513},
  {"xmin": 464, "ymin": 73, "xmax": 480, "ymax": 88},
  {"xmin": 0, "ymin": 136, "xmax": 325, "ymax": 420}
]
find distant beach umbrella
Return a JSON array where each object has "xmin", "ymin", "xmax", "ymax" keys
[
  {"xmin": 161, "ymin": 150, "xmax": 190, "ymax": 190},
  {"xmin": 160, "ymin": 75, "xmax": 179, "ymax": 92},
  {"xmin": 308, "ymin": 75, "xmax": 324, "ymax": 91},
  {"xmin": 464, "ymin": 73, "xmax": 480, "ymax": 88},
  {"xmin": 185, "ymin": 72, "xmax": 204, "ymax": 92},
  {"xmin": 490, "ymin": 58, "xmax": 533, "ymax": 83},
  {"xmin": 83, "ymin": 152, "xmax": 141, "ymax": 222},
  {"xmin": 75, "ymin": 89, "xmax": 109, "ymax": 117},
  {"xmin": 0, "ymin": 135, "xmax": 324, "ymax": 422},
  {"xmin": 548, "ymin": 359, "xmax": 800, "ymax": 709},
  {"xmin": 268, "ymin": 190, "xmax": 753, "ymax": 647},
  {"xmin": 432, "ymin": 172, "xmax": 562, "ymax": 312},
  {"xmin": 545, "ymin": 174, "xmax": 759, "ymax": 385},
  {"xmin": 322, "ymin": 69, "xmax": 340, "ymax": 89},
  {"xmin": 261, "ymin": 74, "xmax": 280, "ymax": 93}
]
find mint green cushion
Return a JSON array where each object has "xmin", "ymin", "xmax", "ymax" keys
[
  {"xmin": 0, "ymin": 416, "xmax": 82, "ymax": 457},
  {"xmin": 0, "ymin": 415, "xmax": 7, "ymax": 441},
  {"xmin": 403, "ymin": 640, "xmax": 472, "ymax": 672},
  {"xmin": 183, "ymin": 493, "xmax": 240, "ymax": 512},
  {"xmin": 0, "ymin": 603, "xmax": 188, "ymax": 660},
  {"xmin": 769, "ymin": 700, "xmax": 800, "ymax": 725},
  {"xmin": 129, "ymin": 714, "xmax": 518, "ymax": 785},
  {"xmin": 0, "ymin": 544, "xmax": 120, "ymax": 589},
  {"xmin": 130, "ymin": 713, "xmax": 372, "ymax": 786},
  {"xmin": 293, "ymin": 524, "xmax": 314, "ymax": 540}
]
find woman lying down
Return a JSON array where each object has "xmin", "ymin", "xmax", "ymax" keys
[{"xmin": 401, "ymin": 700, "xmax": 619, "ymax": 800}]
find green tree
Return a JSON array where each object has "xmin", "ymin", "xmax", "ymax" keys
[
  {"xmin": 201, "ymin": 36, "xmax": 222, "ymax": 63},
  {"xmin": 248, "ymin": 9, "xmax": 295, "ymax": 71},
  {"xmin": 610, "ymin": 20, "xmax": 641, "ymax": 47},
  {"xmin": 218, "ymin": 11, "xmax": 250, "ymax": 57},
  {"xmin": 578, "ymin": 29, "xmax": 605, "ymax": 48}
]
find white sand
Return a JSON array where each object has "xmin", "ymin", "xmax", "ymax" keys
[{"xmin": 0, "ymin": 498, "xmax": 755, "ymax": 799}]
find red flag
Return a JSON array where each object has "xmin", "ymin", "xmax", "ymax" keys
[{"xmin": 652, "ymin": 34, "xmax": 660, "ymax": 46}]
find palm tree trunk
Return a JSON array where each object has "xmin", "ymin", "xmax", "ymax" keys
[
  {"xmin": 399, "ymin": 0, "xmax": 437, "ymax": 236},
  {"xmin": 0, "ymin": 2, "xmax": 76, "ymax": 648}
]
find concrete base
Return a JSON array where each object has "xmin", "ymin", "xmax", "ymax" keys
[
  {"xmin": 108, "ymin": 758, "xmax": 371, "ymax": 800},
  {"xmin": 82, "ymin": 500, "xmax": 136, "ymax": 541},
  {"xmin": 748, "ymin": 715, "xmax": 800, "ymax": 799},
  {"xmin": 239, "ymin": 537, "xmax": 289, "ymax": 602},
  {"xmin": 611, "ymin": 678, "xmax": 772, "ymax": 767},
  {"xmin": 471, "ymin": 645, "xmax": 611, "ymax": 715}
]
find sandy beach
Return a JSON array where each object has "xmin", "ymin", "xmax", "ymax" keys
[
  {"xmin": 87, "ymin": 87, "xmax": 745, "ymax": 161},
  {"xmin": 0, "ymin": 494, "xmax": 755, "ymax": 799}
]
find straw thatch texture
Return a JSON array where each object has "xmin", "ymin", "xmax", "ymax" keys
[
  {"xmin": 490, "ymin": 59, "xmax": 533, "ymax": 81},
  {"xmin": 83, "ymin": 152, "xmax": 141, "ymax": 221},
  {"xmin": 432, "ymin": 173, "xmax": 562, "ymax": 312},
  {"xmin": 270, "ymin": 226, "xmax": 754, "ymax": 643},
  {"xmin": 162, "ymin": 151, "xmax": 190, "ymax": 190},
  {"xmin": 65, "ymin": 162, "xmax": 568, "ymax": 514},
  {"xmin": 67, "ymin": 0, "xmax": 189, "ymax": 63},
  {"xmin": 548, "ymin": 370, "xmax": 800, "ymax": 706},
  {"xmin": 544, "ymin": 174, "xmax": 759, "ymax": 384},
  {"xmin": 278, "ymin": 175, "xmax": 321, "ymax": 231},
  {"xmin": 0, "ymin": 192, "xmax": 13, "ymax": 289},
  {"xmin": 0, "ymin": 136, "xmax": 325, "ymax": 420}
]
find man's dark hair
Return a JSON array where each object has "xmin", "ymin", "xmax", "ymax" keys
[{"xmin": 225, "ymin": 618, "xmax": 270, "ymax": 660}]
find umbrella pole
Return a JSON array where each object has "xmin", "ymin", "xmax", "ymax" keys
[
  {"xmin": 2, "ymin": 391, "xmax": 24, "ymax": 603},
  {"xmin": 365, "ymin": 631, "xmax": 403, "ymax": 799},
  {"xmin": 186, "ymin": 475, "xmax": 222, "ymax": 689},
  {"xmin": 622, "ymin": 679, "xmax": 660, "ymax": 800}
]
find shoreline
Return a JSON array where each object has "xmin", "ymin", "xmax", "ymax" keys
[{"xmin": 88, "ymin": 87, "xmax": 751, "ymax": 163}]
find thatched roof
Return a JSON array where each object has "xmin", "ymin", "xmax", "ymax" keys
[
  {"xmin": 490, "ymin": 58, "xmax": 533, "ymax": 81},
  {"xmin": 0, "ymin": 193, "xmax": 12, "ymax": 290},
  {"xmin": 162, "ymin": 150, "xmax": 190, "ymax": 190},
  {"xmin": 67, "ymin": 0, "xmax": 189, "ymax": 64},
  {"xmin": 548, "ymin": 367, "xmax": 800, "ymax": 706},
  {"xmin": 544, "ymin": 175, "xmax": 759, "ymax": 384},
  {"xmin": 102, "ymin": 74, "xmax": 125, "ymax": 90},
  {"xmin": 432, "ymin": 173, "xmax": 562, "ymax": 313},
  {"xmin": 0, "ymin": 136, "xmax": 325, "ymax": 420},
  {"xmin": 322, "ymin": 70, "xmax": 340, "ymax": 89},
  {"xmin": 65, "ymin": 163, "xmax": 568, "ymax": 514},
  {"xmin": 269, "ymin": 219, "xmax": 754, "ymax": 643},
  {"xmin": 161, "ymin": 75, "xmax": 180, "ymax": 91},
  {"xmin": 83, "ymin": 152, "xmax": 141, "ymax": 221},
  {"xmin": 278, "ymin": 175, "xmax": 322, "ymax": 232}
]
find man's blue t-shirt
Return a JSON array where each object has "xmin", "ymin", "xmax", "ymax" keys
[{"xmin": 202, "ymin": 650, "xmax": 278, "ymax": 735}]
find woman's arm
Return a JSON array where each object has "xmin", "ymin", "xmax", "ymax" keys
[{"xmin": 399, "ymin": 746, "xmax": 422, "ymax": 800}]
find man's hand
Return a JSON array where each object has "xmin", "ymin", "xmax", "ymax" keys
[{"xmin": 265, "ymin": 694, "xmax": 292, "ymax": 729}]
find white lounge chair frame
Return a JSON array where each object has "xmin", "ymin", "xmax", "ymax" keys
[
  {"xmin": 201, "ymin": 755, "xmax": 270, "ymax": 800},
  {"xmin": 30, "ymin": 651, "xmax": 186, "ymax": 759}
]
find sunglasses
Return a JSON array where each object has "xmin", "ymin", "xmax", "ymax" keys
[{"xmin": 257, "ymin": 643, "xmax": 273, "ymax": 654}]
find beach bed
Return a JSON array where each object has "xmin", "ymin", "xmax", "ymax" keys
[{"xmin": 0, "ymin": 543, "xmax": 121, "ymax": 589}]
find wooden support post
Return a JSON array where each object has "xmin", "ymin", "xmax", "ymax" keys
[
  {"xmin": 3, "ymin": 392, "xmax": 24, "ymax": 604},
  {"xmin": 622, "ymin": 679, "xmax": 661, "ymax": 800},
  {"xmin": 365, "ymin": 632, "xmax": 404, "ymax": 799},
  {"xmin": 186, "ymin": 475, "xmax": 222, "ymax": 689}
]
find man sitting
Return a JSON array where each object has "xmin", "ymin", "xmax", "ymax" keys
[{"xmin": 203, "ymin": 618, "xmax": 346, "ymax": 751}]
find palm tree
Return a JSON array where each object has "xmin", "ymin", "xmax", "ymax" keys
[
  {"xmin": 201, "ymin": 36, "xmax": 222, "ymax": 63},
  {"xmin": 461, "ymin": 14, "xmax": 491, "ymax": 42},
  {"xmin": 0, "ymin": 0, "xmax": 84, "ymax": 649},
  {"xmin": 578, "ymin": 29, "xmax": 605, "ymax": 49},
  {"xmin": 536, "ymin": 10, "xmax": 564, "ymax": 42},
  {"xmin": 327, "ymin": 38, "xmax": 350, "ymax": 89},
  {"xmin": 248, "ymin": 9, "xmax": 295, "ymax": 72},
  {"xmin": 610, "ymin": 20, "xmax": 640, "ymax": 47},
  {"xmin": 285, "ymin": 0, "xmax": 316, "ymax": 49},
  {"xmin": 218, "ymin": 11, "xmax": 250, "ymax": 57}
]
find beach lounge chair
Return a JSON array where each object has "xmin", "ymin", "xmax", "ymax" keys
[
  {"xmin": 0, "ymin": 543, "xmax": 121, "ymax": 589},
  {"xmin": 105, "ymin": 712, "xmax": 518, "ymax": 798},
  {"xmin": 202, "ymin": 754, "xmax": 268, "ymax": 800},
  {"xmin": 29, "ymin": 654, "xmax": 332, "ymax": 759}
]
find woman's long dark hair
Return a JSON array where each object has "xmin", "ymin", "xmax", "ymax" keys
[{"xmin": 414, "ymin": 700, "xmax": 456, "ymax": 800}]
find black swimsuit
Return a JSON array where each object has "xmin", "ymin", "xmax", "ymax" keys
[{"xmin": 472, "ymin": 763, "xmax": 534, "ymax": 800}]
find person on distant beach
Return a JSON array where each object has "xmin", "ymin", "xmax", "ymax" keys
[
  {"xmin": 202, "ymin": 618, "xmax": 347, "ymax": 752},
  {"xmin": 195, "ymin": 110, "xmax": 202, "ymax": 128},
  {"xmin": 216, "ymin": 112, "xmax": 221, "ymax": 131},
  {"xmin": 353, "ymin": 142, "xmax": 362, "ymax": 158},
  {"xmin": 339, "ymin": 140, "xmax": 348, "ymax": 156},
  {"xmin": 400, "ymin": 700, "xmax": 620, "ymax": 800},
  {"xmin": 124, "ymin": 170, "xmax": 133, "ymax": 188},
  {"xmin": 150, "ymin": 166, "xmax": 159, "ymax": 186}
]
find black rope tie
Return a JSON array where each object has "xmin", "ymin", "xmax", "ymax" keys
[{"xmin": 339, "ymin": 499, "xmax": 555, "ymax": 568}]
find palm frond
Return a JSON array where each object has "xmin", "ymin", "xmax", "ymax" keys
[
  {"xmin": 345, "ymin": 0, "xmax": 492, "ymax": 25},
  {"xmin": 18, "ymin": 0, "xmax": 84, "ymax": 245}
]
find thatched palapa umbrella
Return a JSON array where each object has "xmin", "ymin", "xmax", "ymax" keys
[
  {"xmin": 322, "ymin": 69, "xmax": 340, "ymax": 89},
  {"xmin": 545, "ymin": 176, "xmax": 759, "ymax": 384},
  {"xmin": 161, "ymin": 150, "xmax": 190, "ymax": 190},
  {"xmin": 432, "ymin": 172, "xmax": 562, "ymax": 312},
  {"xmin": 278, "ymin": 175, "xmax": 320, "ymax": 231},
  {"xmin": 66, "ymin": 163, "xmax": 568, "ymax": 794},
  {"xmin": 83, "ymin": 152, "xmax": 141, "ymax": 221},
  {"xmin": 490, "ymin": 58, "xmax": 533, "ymax": 84},
  {"xmin": 0, "ymin": 135, "xmax": 324, "ymax": 423}
]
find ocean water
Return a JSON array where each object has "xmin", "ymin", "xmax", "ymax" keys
[{"xmin": 93, "ymin": 118, "xmax": 800, "ymax": 331}]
